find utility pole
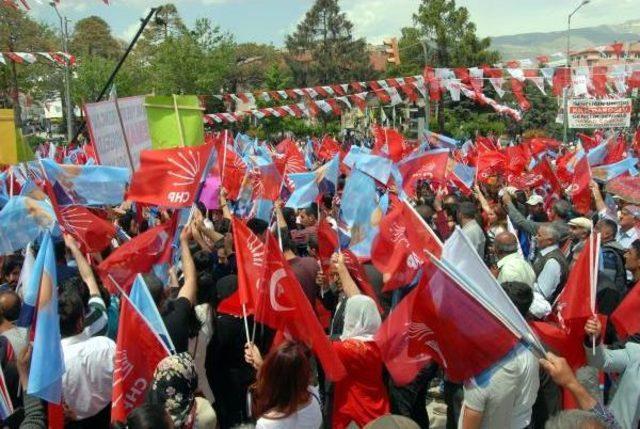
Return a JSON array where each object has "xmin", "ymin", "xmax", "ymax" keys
[
  {"xmin": 50, "ymin": 1, "xmax": 74, "ymax": 143},
  {"xmin": 420, "ymin": 39, "xmax": 430, "ymax": 133},
  {"xmin": 7, "ymin": 34, "xmax": 22, "ymax": 129}
]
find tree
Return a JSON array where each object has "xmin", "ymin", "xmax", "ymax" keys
[
  {"xmin": 70, "ymin": 17, "xmax": 123, "ymax": 60},
  {"xmin": 413, "ymin": 0, "xmax": 500, "ymax": 131},
  {"xmin": 285, "ymin": 0, "xmax": 375, "ymax": 87},
  {"xmin": 229, "ymin": 43, "xmax": 288, "ymax": 93},
  {"xmin": 0, "ymin": 7, "xmax": 57, "ymax": 127}
]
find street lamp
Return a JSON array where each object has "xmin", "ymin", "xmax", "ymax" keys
[
  {"xmin": 50, "ymin": 1, "xmax": 74, "ymax": 143},
  {"xmin": 563, "ymin": 0, "xmax": 590, "ymax": 145}
]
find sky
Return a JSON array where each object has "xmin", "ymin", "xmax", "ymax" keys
[{"xmin": 27, "ymin": 0, "xmax": 640, "ymax": 46}]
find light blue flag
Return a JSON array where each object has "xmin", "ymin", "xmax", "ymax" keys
[
  {"xmin": 343, "ymin": 146, "xmax": 392, "ymax": 184},
  {"xmin": 340, "ymin": 170, "xmax": 386, "ymax": 258},
  {"xmin": 592, "ymin": 157, "xmax": 639, "ymax": 181},
  {"xmin": 254, "ymin": 199, "xmax": 274, "ymax": 222},
  {"xmin": 303, "ymin": 140, "xmax": 315, "ymax": 169},
  {"xmin": 586, "ymin": 142, "xmax": 608, "ymax": 166},
  {"xmin": 0, "ymin": 173, "xmax": 8, "ymax": 209},
  {"xmin": 453, "ymin": 162, "xmax": 476, "ymax": 190},
  {"xmin": 424, "ymin": 130, "xmax": 459, "ymax": 149},
  {"xmin": 17, "ymin": 237, "xmax": 47, "ymax": 328},
  {"xmin": 285, "ymin": 173, "xmax": 317, "ymax": 209},
  {"xmin": 41, "ymin": 158, "xmax": 131, "ymax": 206},
  {"xmin": 349, "ymin": 193, "xmax": 388, "ymax": 258},
  {"xmin": 0, "ymin": 196, "xmax": 55, "ymax": 255},
  {"xmin": 28, "ymin": 232, "xmax": 65, "ymax": 404},
  {"xmin": 129, "ymin": 274, "xmax": 176, "ymax": 353}
]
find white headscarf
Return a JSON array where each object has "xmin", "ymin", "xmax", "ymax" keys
[{"xmin": 340, "ymin": 295, "xmax": 381, "ymax": 342}]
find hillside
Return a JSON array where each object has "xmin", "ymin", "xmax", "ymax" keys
[{"xmin": 490, "ymin": 19, "xmax": 640, "ymax": 60}]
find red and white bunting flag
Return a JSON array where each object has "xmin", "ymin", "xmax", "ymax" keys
[
  {"xmin": 336, "ymin": 96, "xmax": 351, "ymax": 109},
  {"xmin": 0, "ymin": 54, "xmax": 4, "ymax": 65},
  {"xmin": 304, "ymin": 88, "xmax": 318, "ymax": 98},
  {"xmin": 277, "ymin": 90, "xmax": 288, "ymax": 99},
  {"xmin": 321, "ymin": 86, "xmax": 335, "ymax": 96},
  {"xmin": 293, "ymin": 88, "xmax": 305, "ymax": 97},
  {"xmin": 260, "ymin": 92, "xmax": 270, "ymax": 102},
  {"xmin": 387, "ymin": 87, "xmax": 403, "ymax": 105},
  {"xmin": 316, "ymin": 100, "xmax": 332, "ymax": 114},
  {"xmin": 325, "ymin": 98, "xmax": 341, "ymax": 115},
  {"xmin": 350, "ymin": 93, "xmax": 367, "ymax": 111},
  {"xmin": 488, "ymin": 77, "xmax": 505, "ymax": 98},
  {"xmin": 314, "ymin": 86, "xmax": 329, "ymax": 97},
  {"xmin": 527, "ymin": 76, "xmax": 546, "ymax": 95},
  {"xmin": 447, "ymin": 80, "xmax": 461, "ymax": 101}
]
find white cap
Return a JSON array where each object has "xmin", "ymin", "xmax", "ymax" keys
[{"xmin": 526, "ymin": 194, "xmax": 544, "ymax": 206}]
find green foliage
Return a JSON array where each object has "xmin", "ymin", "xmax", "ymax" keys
[
  {"xmin": 385, "ymin": 27, "xmax": 426, "ymax": 78},
  {"xmin": 230, "ymin": 43, "xmax": 289, "ymax": 92},
  {"xmin": 70, "ymin": 16, "xmax": 123, "ymax": 60},
  {"xmin": 285, "ymin": 0, "xmax": 376, "ymax": 87}
]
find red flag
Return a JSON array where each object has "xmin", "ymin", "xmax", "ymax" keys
[
  {"xmin": 43, "ymin": 180, "xmax": 115, "ymax": 253},
  {"xmin": 216, "ymin": 142, "xmax": 247, "ymax": 200},
  {"xmin": 255, "ymin": 232, "xmax": 346, "ymax": 381},
  {"xmin": 510, "ymin": 79, "xmax": 531, "ymax": 111},
  {"xmin": 373, "ymin": 126, "xmax": 405, "ymax": 162},
  {"xmin": 111, "ymin": 295, "xmax": 170, "ymax": 423},
  {"xmin": 530, "ymin": 319, "xmax": 587, "ymax": 370},
  {"xmin": 58, "ymin": 206, "xmax": 116, "ymax": 253},
  {"xmin": 249, "ymin": 164, "xmax": 282, "ymax": 201},
  {"xmin": 98, "ymin": 216, "xmax": 177, "ymax": 293},
  {"xmin": 376, "ymin": 264, "xmax": 520, "ymax": 384},
  {"xmin": 476, "ymin": 147, "xmax": 507, "ymax": 182},
  {"xmin": 611, "ymin": 42, "xmax": 624, "ymax": 59},
  {"xmin": 611, "ymin": 282, "xmax": 640, "ymax": 340},
  {"xmin": 508, "ymin": 171, "xmax": 545, "ymax": 190},
  {"xmin": 316, "ymin": 135, "xmax": 340, "ymax": 161},
  {"xmin": 397, "ymin": 150, "xmax": 450, "ymax": 198},
  {"xmin": 567, "ymin": 155, "xmax": 592, "ymax": 214},
  {"xmin": 553, "ymin": 68, "xmax": 571, "ymax": 96},
  {"xmin": 602, "ymin": 134, "xmax": 626, "ymax": 165},
  {"xmin": 591, "ymin": 66, "xmax": 608, "ymax": 98},
  {"xmin": 371, "ymin": 198, "xmax": 442, "ymax": 291},
  {"xmin": 127, "ymin": 144, "xmax": 212, "ymax": 208},
  {"xmin": 505, "ymin": 144, "xmax": 531, "ymax": 175},
  {"xmin": 532, "ymin": 157, "xmax": 562, "ymax": 195},
  {"xmin": 576, "ymin": 133, "xmax": 599, "ymax": 151},
  {"xmin": 314, "ymin": 220, "xmax": 383, "ymax": 314},
  {"xmin": 274, "ymin": 139, "xmax": 307, "ymax": 176},
  {"xmin": 556, "ymin": 235, "xmax": 597, "ymax": 324},
  {"xmin": 231, "ymin": 216, "xmax": 266, "ymax": 313}
]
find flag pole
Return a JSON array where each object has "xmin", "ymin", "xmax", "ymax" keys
[
  {"xmin": 8, "ymin": 167, "xmax": 13, "ymax": 197},
  {"xmin": 591, "ymin": 233, "xmax": 601, "ymax": 355},
  {"xmin": 241, "ymin": 303, "xmax": 252, "ymax": 345},
  {"xmin": 173, "ymin": 94, "xmax": 186, "ymax": 148},
  {"xmin": 221, "ymin": 130, "xmax": 228, "ymax": 182}
]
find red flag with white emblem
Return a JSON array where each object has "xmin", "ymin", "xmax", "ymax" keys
[
  {"xmin": 255, "ymin": 232, "xmax": 346, "ymax": 381},
  {"xmin": 127, "ymin": 144, "xmax": 212, "ymax": 208},
  {"xmin": 111, "ymin": 295, "xmax": 169, "ymax": 423}
]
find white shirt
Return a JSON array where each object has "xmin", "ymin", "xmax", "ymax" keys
[
  {"xmin": 461, "ymin": 345, "xmax": 539, "ymax": 429},
  {"xmin": 61, "ymin": 332, "xmax": 115, "ymax": 419},
  {"xmin": 256, "ymin": 387, "xmax": 322, "ymax": 429},
  {"xmin": 617, "ymin": 227, "xmax": 639, "ymax": 249},
  {"xmin": 533, "ymin": 245, "xmax": 562, "ymax": 301}
]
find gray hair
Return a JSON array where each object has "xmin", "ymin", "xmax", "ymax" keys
[
  {"xmin": 539, "ymin": 223, "xmax": 562, "ymax": 244},
  {"xmin": 545, "ymin": 410, "xmax": 606, "ymax": 429},
  {"xmin": 495, "ymin": 232, "xmax": 519, "ymax": 255}
]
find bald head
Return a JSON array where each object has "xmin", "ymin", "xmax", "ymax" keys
[
  {"xmin": 0, "ymin": 291, "xmax": 21, "ymax": 323},
  {"xmin": 495, "ymin": 232, "xmax": 519, "ymax": 256}
]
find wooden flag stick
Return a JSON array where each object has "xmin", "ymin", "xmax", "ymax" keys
[{"xmin": 173, "ymin": 95, "xmax": 186, "ymax": 147}]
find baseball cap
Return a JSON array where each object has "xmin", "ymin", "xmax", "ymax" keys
[
  {"xmin": 526, "ymin": 194, "xmax": 544, "ymax": 206},
  {"xmin": 568, "ymin": 217, "xmax": 593, "ymax": 231},
  {"xmin": 621, "ymin": 205, "xmax": 640, "ymax": 219}
]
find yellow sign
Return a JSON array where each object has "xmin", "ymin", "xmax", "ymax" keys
[{"xmin": 0, "ymin": 109, "xmax": 33, "ymax": 165}]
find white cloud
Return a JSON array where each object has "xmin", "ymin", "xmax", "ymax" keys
[{"xmin": 342, "ymin": 0, "xmax": 415, "ymax": 44}]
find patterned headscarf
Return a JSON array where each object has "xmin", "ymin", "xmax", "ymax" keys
[{"xmin": 149, "ymin": 352, "xmax": 198, "ymax": 429}]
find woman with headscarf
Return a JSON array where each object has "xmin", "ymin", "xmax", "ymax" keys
[
  {"xmin": 331, "ymin": 295, "xmax": 390, "ymax": 429},
  {"xmin": 148, "ymin": 353, "xmax": 217, "ymax": 429}
]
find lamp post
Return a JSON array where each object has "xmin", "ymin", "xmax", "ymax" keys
[
  {"xmin": 50, "ymin": 1, "xmax": 74, "ymax": 143},
  {"xmin": 563, "ymin": 0, "xmax": 590, "ymax": 145}
]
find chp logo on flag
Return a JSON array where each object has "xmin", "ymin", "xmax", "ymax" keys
[
  {"xmin": 127, "ymin": 144, "xmax": 213, "ymax": 208},
  {"xmin": 166, "ymin": 148, "xmax": 202, "ymax": 204}
]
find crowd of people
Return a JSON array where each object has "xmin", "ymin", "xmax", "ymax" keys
[{"xmin": 0, "ymin": 127, "xmax": 639, "ymax": 429}]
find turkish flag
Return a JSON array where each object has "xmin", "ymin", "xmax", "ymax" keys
[
  {"xmin": 376, "ymin": 264, "xmax": 520, "ymax": 384},
  {"xmin": 397, "ymin": 150, "xmax": 450, "ymax": 198},
  {"xmin": 567, "ymin": 156, "xmax": 592, "ymax": 214},
  {"xmin": 98, "ymin": 215, "xmax": 177, "ymax": 293},
  {"xmin": 611, "ymin": 281, "xmax": 640, "ymax": 340},
  {"xmin": 525, "ymin": 137, "xmax": 561, "ymax": 156},
  {"xmin": 371, "ymin": 197, "xmax": 442, "ymax": 291},
  {"xmin": 255, "ymin": 232, "xmax": 346, "ymax": 381},
  {"xmin": 576, "ymin": 133, "xmax": 599, "ymax": 151},
  {"xmin": 111, "ymin": 295, "xmax": 169, "ymax": 423},
  {"xmin": 127, "ymin": 144, "xmax": 213, "ymax": 208},
  {"xmin": 231, "ymin": 216, "xmax": 266, "ymax": 313}
]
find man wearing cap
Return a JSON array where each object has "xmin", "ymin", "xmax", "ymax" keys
[{"xmin": 567, "ymin": 217, "xmax": 592, "ymax": 261}]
